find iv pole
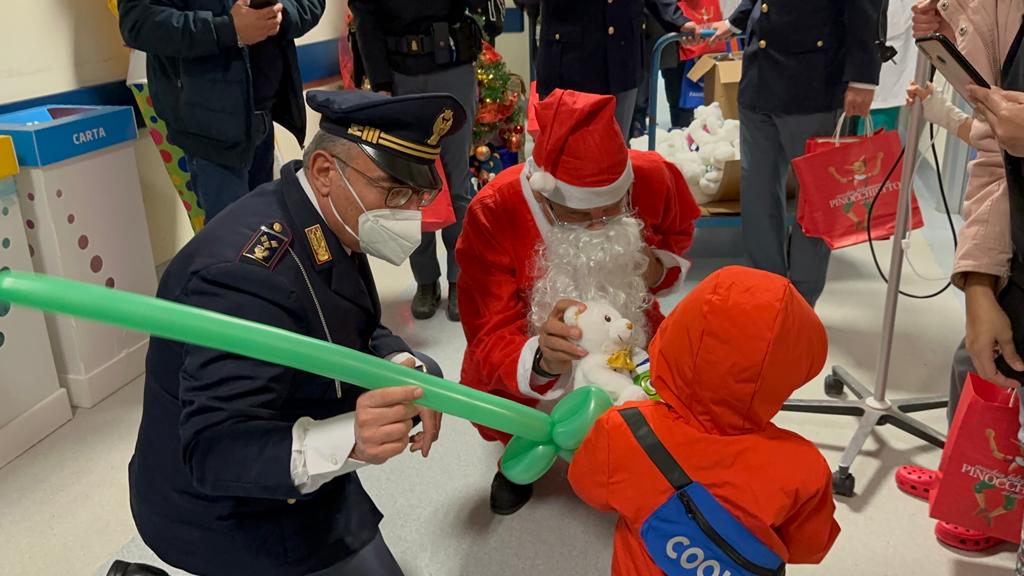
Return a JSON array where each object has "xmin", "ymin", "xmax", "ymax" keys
[{"xmin": 780, "ymin": 53, "xmax": 949, "ymax": 497}]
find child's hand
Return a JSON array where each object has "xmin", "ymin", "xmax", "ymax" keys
[{"xmin": 906, "ymin": 82, "xmax": 935, "ymax": 106}]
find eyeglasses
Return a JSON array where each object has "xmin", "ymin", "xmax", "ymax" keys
[
  {"xmin": 543, "ymin": 194, "xmax": 633, "ymax": 228},
  {"xmin": 334, "ymin": 157, "xmax": 439, "ymax": 208}
]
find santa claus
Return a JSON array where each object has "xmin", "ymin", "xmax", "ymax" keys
[{"xmin": 456, "ymin": 89, "xmax": 701, "ymax": 515}]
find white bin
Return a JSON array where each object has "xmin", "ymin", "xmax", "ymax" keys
[
  {"xmin": 0, "ymin": 105, "xmax": 157, "ymax": 407},
  {"xmin": 0, "ymin": 134, "xmax": 71, "ymax": 467}
]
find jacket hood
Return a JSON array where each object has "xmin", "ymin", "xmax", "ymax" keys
[{"xmin": 649, "ymin": 266, "xmax": 827, "ymax": 435}]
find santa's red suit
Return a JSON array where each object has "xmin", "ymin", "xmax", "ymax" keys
[{"xmin": 456, "ymin": 90, "xmax": 700, "ymax": 443}]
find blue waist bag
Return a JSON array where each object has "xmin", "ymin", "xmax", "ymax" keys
[{"xmin": 620, "ymin": 408, "xmax": 786, "ymax": 576}]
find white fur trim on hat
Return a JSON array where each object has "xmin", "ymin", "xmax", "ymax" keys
[{"xmin": 526, "ymin": 157, "xmax": 633, "ymax": 210}]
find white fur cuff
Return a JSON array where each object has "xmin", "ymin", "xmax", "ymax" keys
[{"xmin": 653, "ymin": 249, "xmax": 690, "ymax": 299}]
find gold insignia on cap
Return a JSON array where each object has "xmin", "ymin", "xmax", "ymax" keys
[
  {"xmin": 305, "ymin": 224, "xmax": 332, "ymax": 265},
  {"xmin": 273, "ymin": 222, "xmax": 283, "ymax": 233},
  {"xmin": 427, "ymin": 109, "xmax": 455, "ymax": 146}
]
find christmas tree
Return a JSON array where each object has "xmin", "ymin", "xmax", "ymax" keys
[{"xmin": 474, "ymin": 42, "xmax": 526, "ymax": 153}]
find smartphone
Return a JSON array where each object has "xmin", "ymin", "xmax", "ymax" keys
[
  {"xmin": 915, "ymin": 33, "xmax": 990, "ymax": 99},
  {"xmin": 249, "ymin": 0, "xmax": 279, "ymax": 8}
]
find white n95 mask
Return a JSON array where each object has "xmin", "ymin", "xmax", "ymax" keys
[{"xmin": 329, "ymin": 160, "xmax": 422, "ymax": 266}]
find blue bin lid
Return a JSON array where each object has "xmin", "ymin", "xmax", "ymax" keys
[{"xmin": 0, "ymin": 105, "xmax": 137, "ymax": 168}]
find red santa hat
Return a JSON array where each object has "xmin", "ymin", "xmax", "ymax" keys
[{"xmin": 527, "ymin": 89, "xmax": 633, "ymax": 210}]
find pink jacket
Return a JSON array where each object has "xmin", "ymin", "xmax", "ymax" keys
[{"xmin": 942, "ymin": 0, "xmax": 1023, "ymax": 288}]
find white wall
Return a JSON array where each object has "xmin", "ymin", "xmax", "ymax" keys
[{"xmin": 0, "ymin": 1, "xmax": 346, "ymax": 265}]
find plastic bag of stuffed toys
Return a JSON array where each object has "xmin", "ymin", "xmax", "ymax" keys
[{"xmin": 629, "ymin": 102, "xmax": 740, "ymax": 205}]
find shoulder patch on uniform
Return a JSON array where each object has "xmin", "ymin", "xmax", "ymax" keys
[{"xmin": 239, "ymin": 223, "xmax": 291, "ymax": 270}]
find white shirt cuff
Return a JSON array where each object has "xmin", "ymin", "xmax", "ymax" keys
[
  {"xmin": 290, "ymin": 414, "xmax": 366, "ymax": 495},
  {"xmin": 388, "ymin": 351, "xmax": 423, "ymax": 370},
  {"xmin": 728, "ymin": 23, "xmax": 742, "ymax": 35},
  {"xmin": 848, "ymin": 83, "xmax": 878, "ymax": 90}
]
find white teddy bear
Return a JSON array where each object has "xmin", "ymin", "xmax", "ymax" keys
[
  {"xmin": 563, "ymin": 300, "xmax": 651, "ymax": 405},
  {"xmin": 629, "ymin": 102, "xmax": 741, "ymax": 205}
]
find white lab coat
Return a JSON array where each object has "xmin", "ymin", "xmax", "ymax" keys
[{"xmin": 873, "ymin": 0, "xmax": 917, "ymax": 109}]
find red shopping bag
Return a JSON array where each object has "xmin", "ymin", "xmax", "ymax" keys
[
  {"xmin": 792, "ymin": 118, "xmax": 924, "ymax": 250},
  {"xmin": 422, "ymin": 158, "xmax": 455, "ymax": 232},
  {"xmin": 527, "ymin": 81, "xmax": 539, "ymax": 139},
  {"xmin": 929, "ymin": 374, "xmax": 1024, "ymax": 543}
]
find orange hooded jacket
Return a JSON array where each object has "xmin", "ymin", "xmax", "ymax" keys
[{"xmin": 568, "ymin": 266, "xmax": 840, "ymax": 575}]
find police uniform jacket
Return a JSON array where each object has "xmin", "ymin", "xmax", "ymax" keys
[
  {"xmin": 730, "ymin": 0, "xmax": 883, "ymax": 115},
  {"xmin": 350, "ymin": 0, "xmax": 487, "ymax": 92},
  {"xmin": 129, "ymin": 161, "xmax": 410, "ymax": 576},
  {"xmin": 536, "ymin": 0, "xmax": 690, "ymax": 97}
]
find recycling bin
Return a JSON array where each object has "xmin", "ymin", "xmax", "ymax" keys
[
  {"xmin": 0, "ymin": 105, "xmax": 157, "ymax": 407},
  {"xmin": 0, "ymin": 134, "xmax": 72, "ymax": 467}
]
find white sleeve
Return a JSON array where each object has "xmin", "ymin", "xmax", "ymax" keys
[
  {"xmin": 652, "ymin": 249, "xmax": 691, "ymax": 300},
  {"xmin": 922, "ymin": 92, "xmax": 971, "ymax": 134},
  {"xmin": 516, "ymin": 336, "xmax": 575, "ymax": 401},
  {"xmin": 290, "ymin": 414, "xmax": 367, "ymax": 495},
  {"xmin": 848, "ymin": 82, "xmax": 878, "ymax": 90}
]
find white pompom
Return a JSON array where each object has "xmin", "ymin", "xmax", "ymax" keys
[{"xmin": 529, "ymin": 170, "xmax": 556, "ymax": 193}]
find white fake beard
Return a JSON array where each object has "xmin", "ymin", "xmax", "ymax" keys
[{"xmin": 529, "ymin": 215, "xmax": 653, "ymax": 345}]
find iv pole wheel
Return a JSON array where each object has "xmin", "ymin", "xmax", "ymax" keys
[
  {"xmin": 832, "ymin": 469, "xmax": 856, "ymax": 497},
  {"xmin": 824, "ymin": 375, "xmax": 845, "ymax": 397}
]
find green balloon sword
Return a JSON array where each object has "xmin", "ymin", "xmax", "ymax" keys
[{"xmin": 0, "ymin": 270, "xmax": 612, "ymax": 484}]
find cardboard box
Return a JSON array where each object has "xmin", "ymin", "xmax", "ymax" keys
[
  {"xmin": 687, "ymin": 52, "xmax": 743, "ymax": 121},
  {"xmin": 686, "ymin": 53, "xmax": 797, "ymax": 216},
  {"xmin": 686, "ymin": 52, "xmax": 743, "ymax": 212},
  {"xmin": 698, "ymin": 158, "xmax": 742, "ymax": 209}
]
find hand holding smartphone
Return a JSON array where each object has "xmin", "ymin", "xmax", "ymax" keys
[{"xmin": 915, "ymin": 34, "xmax": 990, "ymax": 100}]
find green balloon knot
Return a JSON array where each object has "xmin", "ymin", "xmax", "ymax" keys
[{"xmin": 499, "ymin": 387, "xmax": 613, "ymax": 485}]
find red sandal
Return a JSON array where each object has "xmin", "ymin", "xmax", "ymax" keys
[
  {"xmin": 934, "ymin": 521, "xmax": 1003, "ymax": 552},
  {"xmin": 894, "ymin": 465, "xmax": 938, "ymax": 500}
]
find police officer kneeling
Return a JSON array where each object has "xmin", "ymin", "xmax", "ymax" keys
[{"xmin": 127, "ymin": 90, "xmax": 466, "ymax": 576}]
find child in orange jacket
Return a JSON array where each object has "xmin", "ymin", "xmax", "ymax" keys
[{"xmin": 568, "ymin": 266, "xmax": 840, "ymax": 575}]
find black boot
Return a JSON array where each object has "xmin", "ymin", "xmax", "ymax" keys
[
  {"xmin": 490, "ymin": 470, "xmax": 534, "ymax": 515},
  {"xmin": 411, "ymin": 281, "xmax": 441, "ymax": 320},
  {"xmin": 107, "ymin": 560, "xmax": 170, "ymax": 576},
  {"xmin": 446, "ymin": 283, "xmax": 460, "ymax": 322}
]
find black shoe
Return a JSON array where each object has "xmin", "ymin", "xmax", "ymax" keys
[
  {"xmin": 490, "ymin": 470, "xmax": 533, "ymax": 515},
  {"xmin": 446, "ymin": 283, "xmax": 460, "ymax": 322},
  {"xmin": 411, "ymin": 281, "xmax": 441, "ymax": 320},
  {"xmin": 629, "ymin": 120, "xmax": 646, "ymax": 140},
  {"xmin": 107, "ymin": 560, "xmax": 170, "ymax": 576}
]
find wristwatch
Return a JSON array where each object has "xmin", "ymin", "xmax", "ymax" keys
[{"xmin": 532, "ymin": 348, "xmax": 559, "ymax": 379}]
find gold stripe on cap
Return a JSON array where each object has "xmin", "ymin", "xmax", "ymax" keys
[
  {"xmin": 377, "ymin": 139, "xmax": 438, "ymax": 160},
  {"xmin": 378, "ymin": 133, "xmax": 439, "ymax": 155},
  {"xmin": 345, "ymin": 125, "xmax": 440, "ymax": 160}
]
